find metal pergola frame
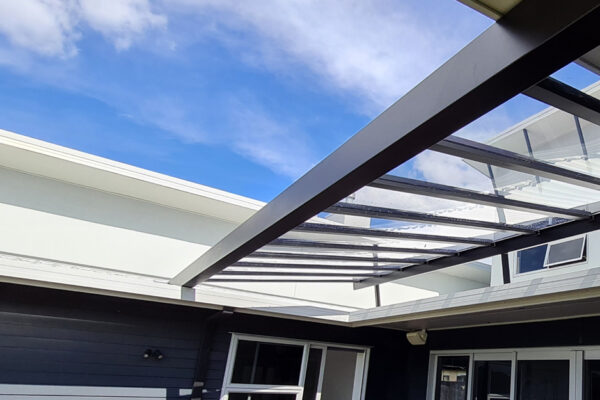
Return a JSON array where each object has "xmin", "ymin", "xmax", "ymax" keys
[{"xmin": 170, "ymin": 0, "xmax": 600, "ymax": 288}]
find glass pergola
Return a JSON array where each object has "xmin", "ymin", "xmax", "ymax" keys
[{"xmin": 170, "ymin": 0, "xmax": 600, "ymax": 290}]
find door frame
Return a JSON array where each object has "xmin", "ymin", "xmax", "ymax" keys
[{"xmin": 428, "ymin": 346, "xmax": 591, "ymax": 400}]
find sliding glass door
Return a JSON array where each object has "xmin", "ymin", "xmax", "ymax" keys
[
  {"xmin": 430, "ymin": 349, "xmax": 580, "ymax": 400},
  {"xmin": 515, "ymin": 351, "xmax": 577, "ymax": 400},
  {"xmin": 472, "ymin": 353, "xmax": 514, "ymax": 400}
]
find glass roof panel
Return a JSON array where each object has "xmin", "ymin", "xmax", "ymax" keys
[{"xmin": 552, "ymin": 59, "xmax": 600, "ymax": 88}]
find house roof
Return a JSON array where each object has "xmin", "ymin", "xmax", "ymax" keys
[
  {"xmin": 5, "ymin": 248, "xmax": 600, "ymax": 331},
  {"xmin": 0, "ymin": 129, "xmax": 263, "ymax": 224}
]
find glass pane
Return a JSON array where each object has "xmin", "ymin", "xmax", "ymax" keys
[
  {"xmin": 584, "ymin": 360, "xmax": 600, "ymax": 400},
  {"xmin": 320, "ymin": 349, "xmax": 362, "ymax": 400},
  {"xmin": 302, "ymin": 348, "xmax": 323, "ymax": 400},
  {"xmin": 229, "ymin": 394, "xmax": 297, "ymax": 400},
  {"xmin": 547, "ymin": 237, "xmax": 585, "ymax": 266},
  {"xmin": 435, "ymin": 356, "xmax": 469, "ymax": 400},
  {"xmin": 472, "ymin": 360, "xmax": 511, "ymax": 400},
  {"xmin": 516, "ymin": 360, "xmax": 569, "ymax": 400},
  {"xmin": 231, "ymin": 340, "xmax": 304, "ymax": 385},
  {"xmin": 517, "ymin": 245, "xmax": 547, "ymax": 273}
]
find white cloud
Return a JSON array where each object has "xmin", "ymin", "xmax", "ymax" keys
[
  {"xmin": 0, "ymin": 0, "xmax": 79, "ymax": 57},
  {"xmin": 79, "ymin": 0, "xmax": 166, "ymax": 51},
  {"xmin": 168, "ymin": 0, "xmax": 483, "ymax": 113},
  {"xmin": 0, "ymin": 0, "xmax": 490, "ymax": 183},
  {"xmin": 413, "ymin": 150, "xmax": 492, "ymax": 191},
  {"xmin": 0, "ymin": 0, "xmax": 166, "ymax": 57}
]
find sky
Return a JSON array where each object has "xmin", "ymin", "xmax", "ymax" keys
[{"xmin": 0, "ymin": 1, "xmax": 597, "ymax": 204}]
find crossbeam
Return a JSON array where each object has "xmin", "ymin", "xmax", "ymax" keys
[
  {"xmin": 218, "ymin": 271, "xmax": 386, "ymax": 278},
  {"xmin": 243, "ymin": 252, "xmax": 428, "ymax": 263},
  {"xmin": 356, "ymin": 213, "xmax": 600, "ymax": 288},
  {"xmin": 525, "ymin": 77, "xmax": 600, "ymax": 126},
  {"xmin": 267, "ymin": 238, "xmax": 459, "ymax": 255},
  {"xmin": 369, "ymin": 175, "xmax": 591, "ymax": 219},
  {"xmin": 231, "ymin": 261, "xmax": 406, "ymax": 271},
  {"xmin": 326, "ymin": 203, "xmax": 536, "ymax": 233},
  {"xmin": 208, "ymin": 279, "xmax": 361, "ymax": 283},
  {"xmin": 293, "ymin": 222, "xmax": 494, "ymax": 245},
  {"xmin": 432, "ymin": 136, "xmax": 600, "ymax": 190}
]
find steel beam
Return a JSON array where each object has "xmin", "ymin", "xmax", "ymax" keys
[
  {"xmin": 293, "ymin": 222, "xmax": 494, "ymax": 245},
  {"xmin": 432, "ymin": 136, "xmax": 600, "ymax": 190},
  {"xmin": 501, "ymin": 253, "xmax": 511, "ymax": 284},
  {"xmin": 245, "ymin": 251, "xmax": 428, "ymax": 264},
  {"xmin": 356, "ymin": 213, "xmax": 600, "ymax": 288},
  {"xmin": 218, "ymin": 271, "xmax": 385, "ymax": 278},
  {"xmin": 171, "ymin": 0, "xmax": 600, "ymax": 287},
  {"xmin": 326, "ymin": 203, "xmax": 535, "ymax": 233},
  {"xmin": 266, "ymin": 238, "xmax": 459, "ymax": 255},
  {"xmin": 230, "ymin": 261, "xmax": 405, "ymax": 271},
  {"xmin": 369, "ymin": 175, "xmax": 589, "ymax": 218},
  {"xmin": 524, "ymin": 77, "xmax": 600, "ymax": 126},
  {"xmin": 208, "ymin": 279, "xmax": 360, "ymax": 283},
  {"xmin": 574, "ymin": 116, "xmax": 589, "ymax": 160}
]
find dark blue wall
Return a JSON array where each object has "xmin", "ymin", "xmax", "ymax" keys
[
  {"xmin": 4, "ymin": 282, "xmax": 600, "ymax": 400},
  {"xmin": 0, "ymin": 283, "xmax": 407, "ymax": 400}
]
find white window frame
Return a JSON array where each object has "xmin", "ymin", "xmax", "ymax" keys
[
  {"xmin": 426, "ymin": 346, "xmax": 600, "ymax": 400},
  {"xmin": 220, "ymin": 333, "xmax": 370, "ymax": 400},
  {"xmin": 515, "ymin": 234, "xmax": 587, "ymax": 276}
]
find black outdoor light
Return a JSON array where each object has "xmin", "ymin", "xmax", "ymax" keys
[{"xmin": 143, "ymin": 348, "xmax": 164, "ymax": 360}]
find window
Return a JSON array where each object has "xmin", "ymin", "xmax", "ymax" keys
[
  {"xmin": 231, "ymin": 341, "xmax": 304, "ymax": 385},
  {"xmin": 516, "ymin": 236, "xmax": 586, "ymax": 274},
  {"xmin": 472, "ymin": 360, "xmax": 511, "ymax": 400},
  {"xmin": 434, "ymin": 356, "xmax": 470, "ymax": 400},
  {"xmin": 222, "ymin": 334, "xmax": 369, "ymax": 400},
  {"xmin": 517, "ymin": 360, "xmax": 569, "ymax": 399},
  {"xmin": 428, "ymin": 349, "xmax": 581, "ymax": 400}
]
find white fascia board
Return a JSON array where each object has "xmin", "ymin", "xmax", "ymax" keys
[
  {"xmin": 0, "ymin": 251, "xmax": 354, "ymax": 324},
  {"xmin": 456, "ymin": 0, "xmax": 521, "ymax": 20},
  {"xmin": 349, "ymin": 265, "xmax": 600, "ymax": 326},
  {"xmin": 0, "ymin": 129, "xmax": 264, "ymax": 224},
  {"xmin": 4, "ymin": 249, "xmax": 600, "ymax": 328}
]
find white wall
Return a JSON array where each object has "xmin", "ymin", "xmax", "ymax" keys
[
  {"xmin": 490, "ymin": 231, "xmax": 600, "ymax": 286},
  {"xmin": 0, "ymin": 167, "xmax": 237, "ymax": 277},
  {"xmin": 0, "ymin": 164, "xmax": 493, "ymax": 309}
]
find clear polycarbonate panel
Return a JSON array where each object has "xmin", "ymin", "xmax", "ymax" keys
[
  {"xmin": 576, "ymin": 45, "xmax": 600, "ymax": 77},
  {"xmin": 551, "ymin": 59, "xmax": 600, "ymax": 88}
]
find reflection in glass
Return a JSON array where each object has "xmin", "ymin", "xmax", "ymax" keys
[
  {"xmin": 302, "ymin": 348, "xmax": 323, "ymax": 400},
  {"xmin": 231, "ymin": 340, "xmax": 303, "ymax": 385},
  {"xmin": 472, "ymin": 360, "xmax": 511, "ymax": 400},
  {"xmin": 517, "ymin": 245, "xmax": 547, "ymax": 273},
  {"xmin": 435, "ymin": 356, "xmax": 469, "ymax": 400},
  {"xmin": 584, "ymin": 360, "xmax": 600, "ymax": 400},
  {"xmin": 547, "ymin": 237, "xmax": 585, "ymax": 266},
  {"xmin": 517, "ymin": 360, "xmax": 569, "ymax": 400},
  {"xmin": 320, "ymin": 348, "xmax": 362, "ymax": 400}
]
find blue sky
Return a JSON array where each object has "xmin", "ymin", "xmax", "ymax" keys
[{"xmin": 0, "ymin": 1, "xmax": 596, "ymax": 203}]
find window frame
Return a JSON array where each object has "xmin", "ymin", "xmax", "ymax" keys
[
  {"xmin": 515, "ymin": 235, "xmax": 587, "ymax": 276},
  {"xmin": 427, "ymin": 347, "xmax": 593, "ymax": 400},
  {"xmin": 220, "ymin": 333, "xmax": 370, "ymax": 400}
]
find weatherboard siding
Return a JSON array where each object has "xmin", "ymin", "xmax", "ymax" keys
[
  {"xmin": 0, "ymin": 284, "xmax": 211, "ymax": 399},
  {"xmin": 0, "ymin": 283, "xmax": 408, "ymax": 400}
]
